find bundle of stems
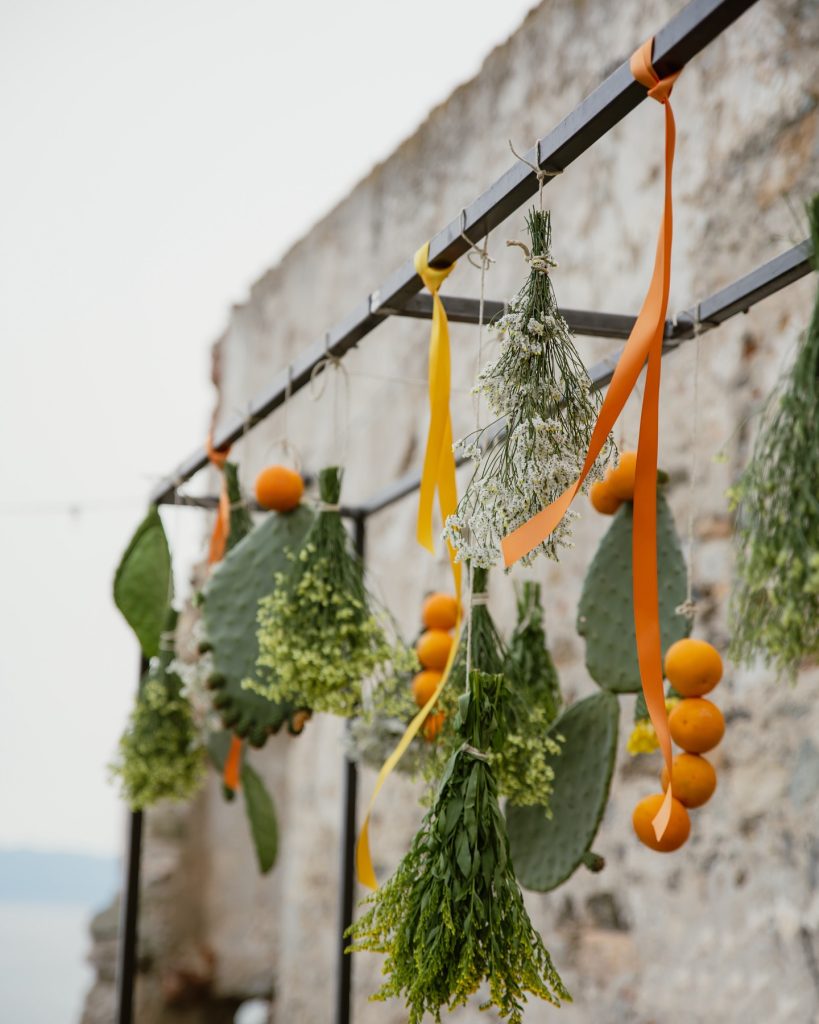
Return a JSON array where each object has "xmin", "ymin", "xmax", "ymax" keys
[
  {"xmin": 347, "ymin": 669, "xmax": 570, "ymax": 1022},
  {"xmin": 729, "ymin": 196, "xmax": 819, "ymax": 680}
]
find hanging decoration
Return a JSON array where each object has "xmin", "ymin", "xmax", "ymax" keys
[
  {"xmin": 249, "ymin": 466, "xmax": 413, "ymax": 716},
  {"xmin": 502, "ymin": 38, "xmax": 682, "ymax": 841},
  {"xmin": 255, "ymin": 464, "xmax": 305, "ymax": 513},
  {"xmin": 729, "ymin": 194, "xmax": 819, "ymax": 680},
  {"xmin": 445, "ymin": 208, "xmax": 613, "ymax": 569},
  {"xmin": 506, "ymin": 581, "xmax": 562, "ymax": 727},
  {"xmin": 113, "ymin": 505, "xmax": 173, "ymax": 659},
  {"xmin": 577, "ymin": 474, "xmax": 690, "ymax": 693},
  {"xmin": 507, "ymin": 691, "xmax": 619, "ymax": 892},
  {"xmin": 347, "ymin": 670, "xmax": 570, "ymax": 1022},
  {"xmin": 111, "ymin": 608, "xmax": 206, "ymax": 810},
  {"xmin": 201, "ymin": 502, "xmax": 316, "ymax": 740},
  {"xmin": 205, "ymin": 436, "xmax": 232, "ymax": 565}
]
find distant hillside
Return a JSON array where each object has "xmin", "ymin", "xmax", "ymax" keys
[{"xmin": 0, "ymin": 849, "xmax": 118, "ymax": 907}]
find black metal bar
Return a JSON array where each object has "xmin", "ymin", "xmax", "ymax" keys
[
  {"xmin": 115, "ymin": 655, "xmax": 148, "ymax": 1024},
  {"xmin": 358, "ymin": 238, "xmax": 813, "ymax": 517},
  {"xmin": 149, "ymin": 0, "xmax": 759, "ymax": 507},
  {"xmin": 379, "ymin": 293, "xmax": 646, "ymax": 339},
  {"xmin": 335, "ymin": 515, "xmax": 365, "ymax": 1024},
  {"xmin": 159, "ymin": 492, "xmax": 361, "ymax": 519}
]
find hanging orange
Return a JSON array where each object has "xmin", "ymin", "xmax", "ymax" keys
[
  {"xmin": 664, "ymin": 637, "xmax": 723, "ymax": 697},
  {"xmin": 607, "ymin": 451, "xmax": 638, "ymax": 501},
  {"xmin": 255, "ymin": 465, "xmax": 304, "ymax": 512},
  {"xmin": 669, "ymin": 698, "xmax": 725, "ymax": 754},
  {"xmin": 660, "ymin": 752, "xmax": 717, "ymax": 808},
  {"xmin": 421, "ymin": 593, "xmax": 459, "ymax": 631},
  {"xmin": 411, "ymin": 670, "xmax": 442, "ymax": 708},
  {"xmin": 416, "ymin": 629, "xmax": 453, "ymax": 670},
  {"xmin": 423, "ymin": 711, "xmax": 446, "ymax": 742},
  {"xmin": 632, "ymin": 792, "xmax": 691, "ymax": 852},
  {"xmin": 589, "ymin": 479, "xmax": 622, "ymax": 515}
]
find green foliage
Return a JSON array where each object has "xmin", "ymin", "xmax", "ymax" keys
[
  {"xmin": 507, "ymin": 691, "xmax": 619, "ymax": 893},
  {"xmin": 506, "ymin": 581, "xmax": 561, "ymax": 725},
  {"xmin": 223, "ymin": 461, "xmax": 254, "ymax": 552},
  {"xmin": 577, "ymin": 491, "xmax": 690, "ymax": 692},
  {"xmin": 202, "ymin": 503, "xmax": 315, "ymax": 743},
  {"xmin": 111, "ymin": 610, "xmax": 205, "ymax": 810},
  {"xmin": 729, "ymin": 195, "xmax": 819, "ymax": 680},
  {"xmin": 241, "ymin": 761, "xmax": 278, "ymax": 873},
  {"xmin": 249, "ymin": 467, "xmax": 413, "ymax": 717},
  {"xmin": 113, "ymin": 506, "xmax": 173, "ymax": 658},
  {"xmin": 419, "ymin": 567, "xmax": 560, "ymax": 809},
  {"xmin": 347, "ymin": 670, "xmax": 570, "ymax": 1022}
]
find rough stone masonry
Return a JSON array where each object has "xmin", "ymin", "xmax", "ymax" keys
[{"xmin": 84, "ymin": 0, "xmax": 819, "ymax": 1021}]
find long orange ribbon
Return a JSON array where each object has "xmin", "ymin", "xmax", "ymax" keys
[
  {"xmin": 223, "ymin": 733, "xmax": 243, "ymax": 792},
  {"xmin": 501, "ymin": 38, "xmax": 679, "ymax": 840},
  {"xmin": 205, "ymin": 434, "xmax": 231, "ymax": 566}
]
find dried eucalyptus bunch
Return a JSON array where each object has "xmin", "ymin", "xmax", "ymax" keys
[
  {"xmin": 445, "ymin": 209, "xmax": 614, "ymax": 568},
  {"xmin": 729, "ymin": 196, "xmax": 819, "ymax": 681},
  {"xmin": 248, "ymin": 466, "xmax": 413, "ymax": 716},
  {"xmin": 111, "ymin": 611, "xmax": 205, "ymax": 810},
  {"xmin": 347, "ymin": 669, "xmax": 570, "ymax": 1022},
  {"xmin": 419, "ymin": 567, "xmax": 560, "ymax": 810}
]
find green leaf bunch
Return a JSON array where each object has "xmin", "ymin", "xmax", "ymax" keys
[
  {"xmin": 729, "ymin": 195, "xmax": 819, "ymax": 680},
  {"xmin": 248, "ymin": 467, "xmax": 414, "ymax": 716},
  {"xmin": 347, "ymin": 670, "xmax": 570, "ymax": 1022}
]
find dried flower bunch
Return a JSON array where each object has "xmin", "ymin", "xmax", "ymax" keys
[
  {"xmin": 247, "ymin": 466, "xmax": 413, "ymax": 716},
  {"xmin": 728, "ymin": 196, "xmax": 819, "ymax": 681},
  {"xmin": 347, "ymin": 669, "xmax": 570, "ymax": 1022},
  {"xmin": 111, "ymin": 611, "xmax": 205, "ymax": 810},
  {"xmin": 445, "ymin": 208, "xmax": 614, "ymax": 568}
]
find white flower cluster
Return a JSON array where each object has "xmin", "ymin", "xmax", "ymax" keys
[{"xmin": 445, "ymin": 219, "xmax": 613, "ymax": 570}]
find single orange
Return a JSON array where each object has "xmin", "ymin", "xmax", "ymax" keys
[
  {"xmin": 664, "ymin": 637, "xmax": 723, "ymax": 697},
  {"xmin": 255, "ymin": 465, "xmax": 304, "ymax": 512},
  {"xmin": 632, "ymin": 792, "xmax": 691, "ymax": 852},
  {"xmin": 660, "ymin": 753, "xmax": 717, "ymax": 808},
  {"xmin": 590, "ymin": 479, "xmax": 622, "ymax": 515},
  {"xmin": 423, "ymin": 711, "xmax": 446, "ymax": 742},
  {"xmin": 607, "ymin": 451, "xmax": 638, "ymax": 501},
  {"xmin": 669, "ymin": 698, "xmax": 725, "ymax": 754},
  {"xmin": 411, "ymin": 670, "xmax": 442, "ymax": 708},
  {"xmin": 416, "ymin": 629, "xmax": 453, "ymax": 671},
  {"xmin": 422, "ymin": 593, "xmax": 460, "ymax": 631}
]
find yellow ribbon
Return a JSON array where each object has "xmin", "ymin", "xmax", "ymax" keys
[{"xmin": 355, "ymin": 242, "xmax": 462, "ymax": 889}]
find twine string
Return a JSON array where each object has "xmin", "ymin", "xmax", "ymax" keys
[
  {"xmin": 677, "ymin": 311, "xmax": 703, "ymax": 620},
  {"xmin": 508, "ymin": 138, "xmax": 562, "ymax": 210}
]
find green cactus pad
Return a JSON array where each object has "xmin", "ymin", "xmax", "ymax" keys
[
  {"xmin": 114, "ymin": 506, "xmax": 173, "ymax": 659},
  {"xmin": 507, "ymin": 691, "xmax": 619, "ymax": 893},
  {"xmin": 201, "ymin": 505, "xmax": 315, "ymax": 743},
  {"xmin": 577, "ymin": 492, "xmax": 690, "ymax": 693}
]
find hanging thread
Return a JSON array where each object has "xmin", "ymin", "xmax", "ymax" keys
[
  {"xmin": 677, "ymin": 310, "xmax": 703, "ymax": 619},
  {"xmin": 508, "ymin": 138, "xmax": 563, "ymax": 210}
]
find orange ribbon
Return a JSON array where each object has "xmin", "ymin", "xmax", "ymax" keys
[
  {"xmin": 501, "ymin": 37, "xmax": 680, "ymax": 840},
  {"xmin": 223, "ymin": 734, "xmax": 242, "ymax": 792},
  {"xmin": 205, "ymin": 434, "xmax": 231, "ymax": 565}
]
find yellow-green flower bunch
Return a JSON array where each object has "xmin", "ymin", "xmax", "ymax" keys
[
  {"xmin": 347, "ymin": 670, "xmax": 570, "ymax": 1022},
  {"xmin": 111, "ymin": 626, "xmax": 206, "ymax": 810},
  {"xmin": 248, "ymin": 467, "xmax": 413, "ymax": 717},
  {"xmin": 419, "ymin": 567, "xmax": 560, "ymax": 809},
  {"xmin": 627, "ymin": 691, "xmax": 680, "ymax": 756}
]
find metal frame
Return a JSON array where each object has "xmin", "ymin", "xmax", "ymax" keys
[{"xmin": 116, "ymin": 1, "xmax": 819, "ymax": 1021}]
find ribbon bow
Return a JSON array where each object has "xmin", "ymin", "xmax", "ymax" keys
[{"xmin": 501, "ymin": 37, "xmax": 680, "ymax": 840}]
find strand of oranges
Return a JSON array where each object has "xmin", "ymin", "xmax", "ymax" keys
[
  {"xmin": 632, "ymin": 637, "xmax": 725, "ymax": 852},
  {"xmin": 412, "ymin": 592, "xmax": 459, "ymax": 741}
]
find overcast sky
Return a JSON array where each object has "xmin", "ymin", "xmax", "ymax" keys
[{"xmin": 0, "ymin": 0, "xmax": 537, "ymax": 856}]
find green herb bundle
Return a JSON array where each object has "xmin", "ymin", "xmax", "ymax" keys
[
  {"xmin": 111, "ymin": 611, "xmax": 205, "ymax": 810},
  {"xmin": 347, "ymin": 669, "xmax": 570, "ymax": 1022},
  {"xmin": 507, "ymin": 581, "xmax": 561, "ymax": 726},
  {"xmin": 248, "ymin": 466, "xmax": 412, "ymax": 716},
  {"xmin": 420, "ymin": 567, "xmax": 560, "ymax": 809},
  {"xmin": 729, "ymin": 196, "xmax": 819, "ymax": 680},
  {"xmin": 223, "ymin": 460, "xmax": 254, "ymax": 551},
  {"xmin": 445, "ymin": 209, "xmax": 614, "ymax": 568}
]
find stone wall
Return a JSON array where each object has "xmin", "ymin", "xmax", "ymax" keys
[{"xmin": 84, "ymin": 0, "xmax": 819, "ymax": 1021}]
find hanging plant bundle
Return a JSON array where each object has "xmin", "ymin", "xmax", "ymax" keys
[
  {"xmin": 729, "ymin": 197, "xmax": 819, "ymax": 680},
  {"xmin": 444, "ymin": 209, "xmax": 614, "ymax": 568},
  {"xmin": 111, "ymin": 609, "xmax": 206, "ymax": 810},
  {"xmin": 418, "ymin": 567, "xmax": 560, "ymax": 810},
  {"xmin": 347, "ymin": 669, "xmax": 570, "ymax": 1022},
  {"xmin": 222, "ymin": 461, "xmax": 254, "ymax": 553},
  {"xmin": 248, "ymin": 466, "xmax": 412, "ymax": 716},
  {"xmin": 506, "ymin": 581, "xmax": 562, "ymax": 726}
]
